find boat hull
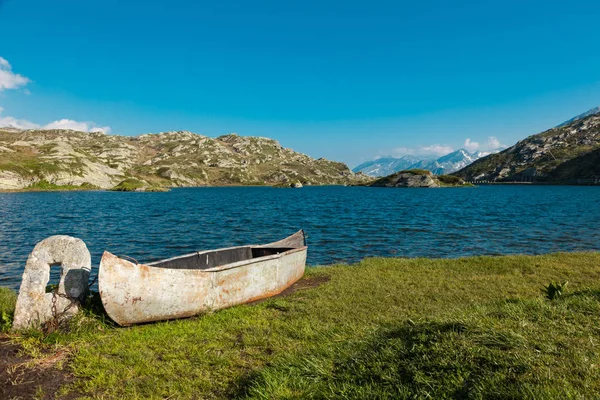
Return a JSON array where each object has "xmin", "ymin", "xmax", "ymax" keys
[{"xmin": 99, "ymin": 232, "xmax": 307, "ymax": 326}]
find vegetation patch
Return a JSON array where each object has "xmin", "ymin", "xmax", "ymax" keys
[
  {"xmin": 110, "ymin": 178, "xmax": 169, "ymax": 192},
  {"xmin": 397, "ymin": 168, "xmax": 431, "ymax": 175},
  {"xmin": 272, "ymin": 182, "xmax": 298, "ymax": 188},
  {"xmin": 110, "ymin": 178, "xmax": 146, "ymax": 191},
  {"xmin": 2, "ymin": 253, "xmax": 600, "ymax": 398},
  {"xmin": 437, "ymin": 174, "xmax": 462, "ymax": 185},
  {"xmin": 0, "ymin": 160, "xmax": 62, "ymax": 177},
  {"xmin": 549, "ymin": 147, "xmax": 600, "ymax": 181},
  {"xmin": 0, "ymin": 287, "xmax": 16, "ymax": 333},
  {"xmin": 24, "ymin": 181, "xmax": 99, "ymax": 192},
  {"xmin": 437, "ymin": 174, "xmax": 472, "ymax": 186}
]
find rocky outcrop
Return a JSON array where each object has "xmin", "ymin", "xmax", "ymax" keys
[
  {"xmin": 109, "ymin": 179, "xmax": 169, "ymax": 192},
  {"xmin": 0, "ymin": 170, "xmax": 35, "ymax": 189},
  {"xmin": 0, "ymin": 128, "xmax": 370, "ymax": 190},
  {"xmin": 455, "ymin": 109, "xmax": 600, "ymax": 182},
  {"xmin": 370, "ymin": 170, "xmax": 441, "ymax": 188}
]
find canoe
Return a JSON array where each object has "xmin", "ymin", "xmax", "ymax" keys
[{"xmin": 98, "ymin": 230, "xmax": 307, "ymax": 326}]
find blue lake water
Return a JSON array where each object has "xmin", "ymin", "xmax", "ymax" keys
[{"xmin": 1, "ymin": 185, "xmax": 599, "ymax": 290}]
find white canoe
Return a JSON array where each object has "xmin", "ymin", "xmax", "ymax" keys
[{"xmin": 98, "ymin": 230, "xmax": 307, "ymax": 326}]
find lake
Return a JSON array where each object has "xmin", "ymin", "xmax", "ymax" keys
[{"xmin": 1, "ymin": 185, "xmax": 599, "ymax": 290}]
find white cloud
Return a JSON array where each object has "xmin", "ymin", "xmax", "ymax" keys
[
  {"xmin": 419, "ymin": 144, "xmax": 454, "ymax": 156},
  {"xmin": 463, "ymin": 138, "xmax": 479, "ymax": 152},
  {"xmin": 43, "ymin": 119, "xmax": 90, "ymax": 131},
  {"xmin": 89, "ymin": 126, "xmax": 111, "ymax": 134},
  {"xmin": 43, "ymin": 119, "xmax": 111, "ymax": 134},
  {"xmin": 391, "ymin": 144, "xmax": 454, "ymax": 158},
  {"xmin": 0, "ymin": 57, "xmax": 111, "ymax": 133},
  {"xmin": 0, "ymin": 108, "xmax": 111, "ymax": 133},
  {"xmin": 0, "ymin": 56, "xmax": 30, "ymax": 91},
  {"xmin": 390, "ymin": 147, "xmax": 417, "ymax": 156},
  {"xmin": 0, "ymin": 107, "xmax": 40, "ymax": 129},
  {"xmin": 487, "ymin": 136, "xmax": 504, "ymax": 150}
]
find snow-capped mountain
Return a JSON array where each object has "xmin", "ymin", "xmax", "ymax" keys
[
  {"xmin": 420, "ymin": 149, "xmax": 477, "ymax": 175},
  {"xmin": 353, "ymin": 148, "xmax": 504, "ymax": 177},
  {"xmin": 421, "ymin": 148, "xmax": 504, "ymax": 174},
  {"xmin": 352, "ymin": 155, "xmax": 425, "ymax": 177}
]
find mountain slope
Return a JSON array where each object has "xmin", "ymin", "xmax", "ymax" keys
[
  {"xmin": 421, "ymin": 149, "xmax": 478, "ymax": 175},
  {"xmin": 556, "ymin": 106, "xmax": 600, "ymax": 127},
  {"xmin": 455, "ymin": 110, "xmax": 600, "ymax": 182},
  {"xmin": 0, "ymin": 128, "xmax": 369, "ymax": 190},
  {"xmin": 548, "ymin": 147, "xmax": 600, "ymax": 181},
  {"xmin": 352, "ymin": 156, "xmax": 424, "ymax": 176},
  {"xmin": 354, "ymin": 149, "xmax": 502, "ymax": 177}
]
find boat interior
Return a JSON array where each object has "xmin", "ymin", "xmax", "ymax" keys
[{"xmin": 147, "ymin": 246, "xmax": 296, "ymax": 270}]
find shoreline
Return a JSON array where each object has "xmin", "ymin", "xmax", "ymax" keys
[
  {"xmin": 2, "ymin": 249, "xmax": 599, "ymax": 292},
  {"xmin": 2, "ymin": 181, "xmax": 600, "ymax": 193},
  {"xmin": 465, "ymin": 181, "xmax": 600, "ymax": 186},
  {"xmin": 0, "ymin": 182, "xmax": 360, "ymax": 193}
]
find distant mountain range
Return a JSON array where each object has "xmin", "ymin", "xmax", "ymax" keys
[
  {"xmin": 352, "ymin": 155, "xmax": 424, "ymax": 177},
  {"xmin": 353, "ymin": 148, "xmax": 503, "ymax": 177},
  {"xmin": 455, "ymin": 106, "xmax": 600, "ymax": 183}
]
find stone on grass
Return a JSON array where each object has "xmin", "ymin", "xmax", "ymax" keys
[{"xmin": 12, "ymin": 236, "xmax": 91, "ymax": 331}]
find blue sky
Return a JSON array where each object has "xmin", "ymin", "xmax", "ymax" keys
[{"xmin": 0, "ymin": 0, "xmax": 599, "ymax": 167}]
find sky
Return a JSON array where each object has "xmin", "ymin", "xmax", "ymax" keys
[{"xmin": 0, "ymin": 0, "xmax": 599, "ymax": 167}]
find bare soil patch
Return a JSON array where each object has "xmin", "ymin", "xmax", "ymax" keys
[{"xmin": 0, "ymin": 335, "xmax": 76, "ymax": 400}]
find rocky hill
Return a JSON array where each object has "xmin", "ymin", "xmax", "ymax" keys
[
  {"xmin": 370, "ymin": 169, "xmax": 468, "ymax": 188},
  {"xmin": 0, "ymin": 128, "xmax": 369, "ymax": 190},
  {"xmin": 557, "ymin": 106, "xmax": 600, "ymax": 127},
  {"xmin": 454, "ymin": 108, "xmax": 600, "ymax": 183}
]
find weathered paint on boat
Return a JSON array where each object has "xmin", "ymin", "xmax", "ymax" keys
[{"xmin": 98, "ymin": 231, "xmax": 307, "ymax": 326}]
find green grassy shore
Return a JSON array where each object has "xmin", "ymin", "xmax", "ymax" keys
[
  {"xmin": 0, "ymin": 180, "xmax": 101, "ymax": 193},
  {"xmin": 2, "ymin": 252, "xmax": 600, "ymax": 399}
]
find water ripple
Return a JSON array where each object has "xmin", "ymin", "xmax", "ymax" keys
[{"xmin": 0, "ymin": 186, "xmax": 599, "ymax": 290}]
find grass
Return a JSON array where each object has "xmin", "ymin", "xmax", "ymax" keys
[
  {"xmin": 0, "ymin": 287, "xmax": 17, "ymax": 332},
  {"xmin": 110, "ymin": 178, "xmax": 169, "ymax": 192},
  {"xmin": 549, "ymin": 146, "xmax": 600, "ymax": 181},
  {"xmin": 437, "ymin": 174, "xmax": 464, "ymax": 186},
  {"xmin": 110, "ymin": 178, "xmax": 146, "ymax": 191},
  {"xmin": 4, "ymin": 252, "xmax": 600, "ymax": 398},
  {"xmin": 0, "ymin": 159, "xmax": 62, "ymax": 177},
  {"xmin": 398, "ymin": 168, "xmax": 431, "ymax": 175},
  {"xmin": 23, "ymin": 180, "xmax": 99, "ymax": 192}
]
